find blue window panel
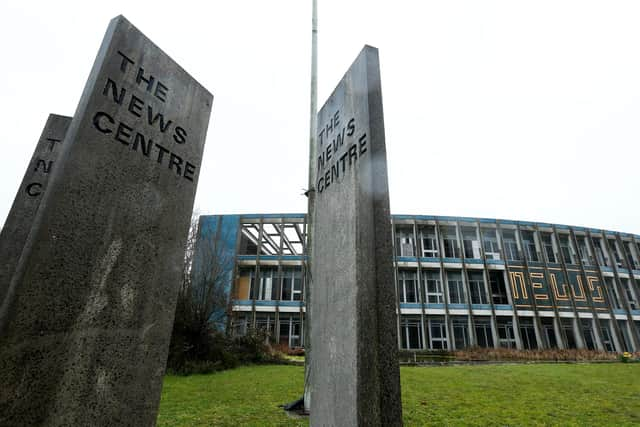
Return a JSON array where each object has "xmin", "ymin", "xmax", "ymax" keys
[
  {"xmin": 613, "ymin": 309, "xmax": 628, "ymax": 315},
  {"xmin": 618, "ymin": 268, "xmax": 629, "ymax": 274},
  {"xmin": 471, "ymin": 304, "xmax": 492, "ymax": 310},
  {"xmin": 238, "ymin": 255, "xmax": 257, "ymax": 261},
  {"xmin": 420, "ymin": 257, "xmax": 440, "ymax": 263},
  {"xmin": 465, "ymin": 259, "xmax": 483, "ymax": 264},
  {"xmin": 234, "ymin": 300, "xmax": 253, "ymax": 306},
  {"xmin": 425, "ymin": 303, "xmax": 445, "ymax": 309},
  {"xmin": 282, "ymin": 255, "xmax": 305, "ymax": 261},
  {"xmin": 448, "ymin": 303, "xmax": 468, "ymax": 310},
  {"xmin": 279, "ymin": 301, "xmax": 303, "ymax": 307},
  {"xmin": 487, "ymin": 259, "xmax": 505, "ymax": 265},
  {"xmin": 399, "ymin": 303, "xmax": 422, "ymax": 309},
  {"xmin": 443, "ymin": 257, "xmax": 463, "ymax": 263},
  {"xmin": 601, "ymin": 266, "xmax": 613, "ymax": 272},
  {"xmin": 255, "ymin": 300, "xmax": 277, "ymax": 307},
  {"xmin": 479, "ymin": 218, "xmax": 497, "ymax": 224},
  {"xmin": 495, "ymin": 304, "xmax": 513, "ymax": 311}
]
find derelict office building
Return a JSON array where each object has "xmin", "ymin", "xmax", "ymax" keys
[{"xmin": 199, "ymin": 213, "xmax": 640, "ymax": 353}]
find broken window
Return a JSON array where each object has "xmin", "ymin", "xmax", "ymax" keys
[
  {"xmin": 281, "ymin": 222, "xmax": 305, "ymax": 256},
  {"xmin": 497, "ymin": 317, "xmax": 516, "ymax": 348},
  {"xmin": 234, "ymin": 268, "xmax": 253, "ymax": 300},
  {"xmin": 440, "ymin": 225, "xmax": 460, "ymax": 258},
  {"xmin": 395, "ymin": 225, "xmax": 415, "ymax": 257},
  {"xmin": 461, "ymin": 226, "xmax": 481, "ymax": 259},
  {"xmin": 489, "ymin": 270, "xmax": 509, "ymax": 305},
  {"xmin": 599, "ymin": 319, "xmax": 616, "ymax": 352}
]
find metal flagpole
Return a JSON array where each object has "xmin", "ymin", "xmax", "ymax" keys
[{"xmin": 303, "ymin": 0, "xmax": 318, "ymax": 414}]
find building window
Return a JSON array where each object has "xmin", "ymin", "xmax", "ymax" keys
[
  {"xmin": 255, "ymin": 314, "xmax": 276, "ymax": 341},
  {"xmin": 441, "ymin": 226, "xmax": 460, "ymax": 258},
  {"xmin": 451, "ymin": 316, "xmax": 469, "ymax": 349},
  {"xmin": 398, "ymin": 269, "xmax": 419, "ymax": 303},
  {"xmin": 608, "ymin": 239, "xmax": 623, "ymax": 267},
  {"xmin": 279, "ymin": 314, "xmax": 302, "ymax": 348},
  {"xmin": 581, "ymin": 319, "xmax": 596, "ymax": 350},
  {"xmin": 540, "ymin": 317, "xmax": 557, "ymax": 348},
  {"xmin": 447, "ymin": 270, "xmax": 466, "ymax": 304},
  {"xmin": 591, "ymin": 237, "xmax": 608, "ymax": 266},
  {"xmin": 395, "ymin": 225, "xmax": 415, "ymax": 257},
  {"xmin": 461, "ymin": 226, "xmax": 481, "ymax": 259},
  {"xmin": 541, "ymin": 232, "xmax": 556, "ymax": 263},
  {"xmin": 561, "ymin": 318, "xmax": 577, "ymax": 349},
  {"xmin": 281, "ymin": 267, "xmax": 303, "ymax": 301},
  {"xmin": 482, "ymin": 228, "xmax": 501, "ymax": 260},
  {"xmin": 519, "ymin": 317, "xmax": 538, "ymax": 350},
  {"xmin": 599, "ymin": 319, "xmax": 616, "ymax": 352},
  {"xmin": 605, "ymin": 278, "xmax": 622, "ymax": 310},
  {"xmin": 255, "ymin": 268, "xmax": 278, "ymax": 300},
  {"xmin": 501, "ymin": 230, "xmax": 521, "ymax": 261},
  {"xmin": 521, "ymin": 230, "xmax": 539, "ymax": 262},
  {"xmin": 423, "ymin": 270, "xmax": 444, "ymax": 304},
  {"xmin": 474, "ymin": 317, "xmax": 494, "ymax": 348},
  {"xmin": 239, "ymin": 223, "xmax": 260, "ymax": 255},
  {"xmin": 576, "ymin": 236, "xmax": 594, "ymax": 266},
  {"xmin": 617, "ymin": 320, "xmax": 632, "ymax": 353},
  {"xmin": 489, "ymin": 271, "xmax": 509, "ymax": 305},
  {"xmin": 623, "ymin": 241, "xmax": 639, "ymax": 270},
  {"xmin": 281, "ymin": 222, "xmax": 305, "ymax": 255},
  {"xmin": 232, "ymin": 315, "xmax": 248, "ymax": 336},
  {"xmin": 419, "ymin": 225, "xmax": 439, "ymax": 258},
  {"xmin": 400, "ymin": 316, "xmax": 423, "ymax": 349},
  {"xmin": 558, "ymin": 234, "xmax": 575, "ymax": 264},
  {"xmin": 469, "ymin": 272, "xmax": 488, "ymax": 304},
  {"xmin": 427, "ymin": 316, "xmax": 448, "ymax": 350},
  {"xmin": 621, "ymin": 278, "xmax": 638, "ymax": 310},
  {"xmin": 497, "ymin": 317, "xmax": 516, "ymax": 348}
]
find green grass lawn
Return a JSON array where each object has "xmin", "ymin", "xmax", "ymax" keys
[{"xmin": 158, "ymin": 363, "xmax": 640, "ymax": 426}]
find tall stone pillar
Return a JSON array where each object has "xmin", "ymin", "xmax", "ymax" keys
[{"xmin": 310, "ymin": 45, "xmax": 402, "ymax": 427}]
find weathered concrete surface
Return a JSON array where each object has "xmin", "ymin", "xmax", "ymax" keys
[
  {"xmin": 0, "ymin": 16, "xmax": 212, "ymax": 426},
  {"xmin": 0, "ymin": 114, "xmax": 71, "ymax": 304},
  {"xmin": 310, "ymin": 46, "xmax": 402, "ymax": 426}
]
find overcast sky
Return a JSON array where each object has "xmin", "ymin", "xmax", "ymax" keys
[{"xmin": 0, "ymin": 1, "xmax": 639, "ymax": 234}]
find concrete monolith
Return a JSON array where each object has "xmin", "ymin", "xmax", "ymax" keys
[
  {"xmin": 0, "ymin": 114, "xmax": 71, "ymax": 304},
  {"xmin": 309, "ymin": 45, "xmax": 402, "ymax": 426},
  {"xmin": 0, "ymin": 15, "xmax": 212, "ymax": 426}
]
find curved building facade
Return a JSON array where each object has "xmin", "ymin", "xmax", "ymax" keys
[{"xmin": 198, "ymin": 213, "xmax": 640, "ymax": 353}]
